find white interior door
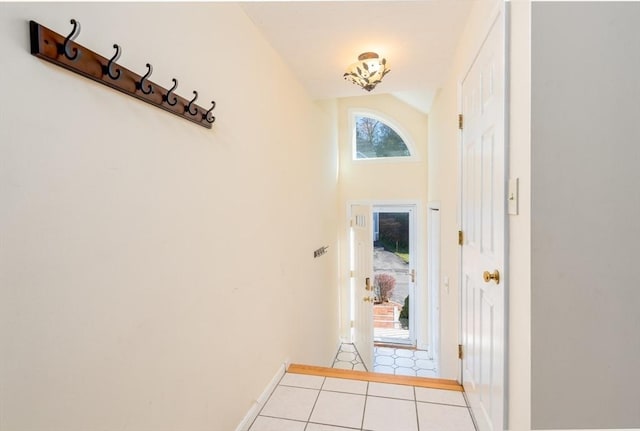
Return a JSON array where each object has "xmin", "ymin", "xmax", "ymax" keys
[
  {"xmin": 460, "ymin": 9, "xmax": 506, "ymax": 431},
  {"xmin": 351, "ymin": 204, "xmax": 374, "ymax": 370}
]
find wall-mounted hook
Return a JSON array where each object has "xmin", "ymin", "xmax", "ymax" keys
[
  {"xmin": 203, "ymin": 101, "xmax": 216, "ymax": 124},
  {"xmin": 104, "ymin": 44, "xmax": 121, "ymax": 80},
  {"xmin": 138, "ymin": 63, "xmax": 153, "ymax": 95},
  {"xmin": 61, "ymin": 18, "xmax": 81, "ymax": 60},
  {"xmin": 186, "ymin": 91, "xmax": 198, "ymax": 116},
  {"xmin": 30, "ymin": 19, "xmax": 216, "ymax": 129},
  {"xmin": 163, "ymin": 78, "xmax": 178, "ymax": 106}
]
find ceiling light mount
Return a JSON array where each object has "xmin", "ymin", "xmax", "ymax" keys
[{"xmin": 343, "ymin": 52, "xmax": 390, "ymax": 92}]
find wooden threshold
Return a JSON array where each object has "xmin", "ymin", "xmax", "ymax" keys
[
  {"xmin": 287, "ymin": 363, "xmax": 463, "ymax": 392},
  {"xmin": 373, "ymin": 341, "xmax": 417, "ymax": 349}
]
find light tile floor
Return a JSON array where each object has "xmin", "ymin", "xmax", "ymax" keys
[
  {"xmin": 332, "ymin": 343, "xmax": 438, "ymax": 378},
  {"xmin": 248, "ymin": 372, "xmax": 476, "ymax": 431}
]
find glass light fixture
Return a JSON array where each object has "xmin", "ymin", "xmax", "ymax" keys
[{"xmin": 343, "ymin": 52, "xmax": 390, "ymax": 92}]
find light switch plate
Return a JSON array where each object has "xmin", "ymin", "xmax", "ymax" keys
[{"xmin": 508, "ymin": 178, "xmax": 519, "ymax": 215}]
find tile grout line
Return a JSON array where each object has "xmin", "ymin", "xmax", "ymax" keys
[
  {"xmin": 350, "ymin": 342, "xmax": 367, "ymax": 372},
  {"xmin": 304, "ymin": 376, "xmax": 326, "ymax": 428},
  {"xmin": 461, "ymin": 390, "xmax": 480, "ymax": 431},
  {"xmin": 257, "ymin": 414, "xmax": 307, "ymax": 425},
  {"xmin": 360, "ymin": 380, "xmax": 370, "ymax": 431},
  {"xmin": 330, "ymin": 343, "xmax": 344, "ymax": 368},
  {"xmin": 416, "ymin": 399, "xmax": 470, "ymax": 408},
  {"xmin": 373, "ymin": 345, "xmax": 437, "ymax": 377},
  {"xmin": 414, "ymin": 385, "xmax": 421, "ymax": 431}
]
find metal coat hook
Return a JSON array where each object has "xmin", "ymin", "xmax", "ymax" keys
[
  {"xmin": 203, "ymin": 101, "xmax": 216, "ymax": 124},
  {"xmin": 164, "ymin": 78, "xmax": 178, "ymax": 106},
  {"xmin": 30, "ymin": 19, "xmax": 216, "ymax": 129},
  {"xmin": 138, "ymin": 63, "xmax": 153, "ymax": 95},
  {"xmin": 313, "ymin": 245, "xmax": 329, "ymax": 258},
  {"xmin": 104, "ymin": 44, "xmax": 121, "ymax": 80},
  {"xmin": 186, "ymin": 91, "xmax": 198, "ymax": 116},
  {"xmin": 61, "ymin": 18, "xmax": 80, "ymax": 60}
]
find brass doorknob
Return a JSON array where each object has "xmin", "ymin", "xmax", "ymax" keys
[
  {"xmin": 363, "ymin": 296, "xmax": 374, "ymax": 302},
  {"xmin": 483, "ymin": 270, "xmax": 500, "ymax": 284}
]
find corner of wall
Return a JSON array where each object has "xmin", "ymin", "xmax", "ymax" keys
[{"xmin": 234, "ymin": 361, "xmax": 287, "ymax": 431}]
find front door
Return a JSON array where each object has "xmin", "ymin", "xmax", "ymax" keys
[
  {"xmin": 460, "ymin": 8, "xmax": 506, "ymax": 431},
  {"xmin": 351, "ymin": 204, "xmax": 374, "ymax": 370}
]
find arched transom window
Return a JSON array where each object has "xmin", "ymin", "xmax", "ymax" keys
[{"xmin": 352, "ymin": 113, "xmax": 413, "ymax": 160}]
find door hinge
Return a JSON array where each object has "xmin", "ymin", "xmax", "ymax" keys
[
  {"xmin": 458, "ymin": 113, "xmax": 464, "ymax": 130},
  {"xmin": 458, "ymin": 230, "xmax": 464, "ymax": 246},
  {"xmin": 458, "ymin": 344, "xmax": 464, "ymax": 359},
  {"xmin": 350, "ymin": 320, "xmax": 355, "ymax": 328},
  {"xmin": 350, "ymin": 270, "xmax": 355, "ymax": 278}
]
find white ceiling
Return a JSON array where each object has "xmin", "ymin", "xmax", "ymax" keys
[{"xmin": 241, "ymin": 1, "xmax": 474, "ymax": 113}]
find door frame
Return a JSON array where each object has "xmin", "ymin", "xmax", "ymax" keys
[
  {"xmin": 427, "ymin": 202, "xmax": 441, "ymax": 366},
  {"xmin": 346, "ymin": 200, "xmax": 429, "ymax": 352}
]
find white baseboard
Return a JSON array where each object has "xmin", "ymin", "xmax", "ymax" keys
[{"xmin": 234, "ymin": 361, "xmax": 287, "ymax": 431}]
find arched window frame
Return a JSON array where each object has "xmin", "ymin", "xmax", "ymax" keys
[{"xmin": 349, "ymin": 109, "xmax": 419, "ymax": 162}]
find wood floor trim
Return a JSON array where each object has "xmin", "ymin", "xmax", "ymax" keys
[
  {"xmin": 373, "ymin": 342, "xmax": 417, "ymax": 349},
  {"xmin": 287, "ymin": 363, "xmax": 463, "ymax": 392}
]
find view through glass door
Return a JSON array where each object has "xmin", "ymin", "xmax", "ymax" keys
[{"xmin": 372, "ymin": 205, "xmax": 415, "ymax": 346}]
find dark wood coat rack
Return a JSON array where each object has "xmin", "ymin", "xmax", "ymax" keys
[{"xmin": 29, "ymin": 19, "xmax": 216, "ymax": 129}]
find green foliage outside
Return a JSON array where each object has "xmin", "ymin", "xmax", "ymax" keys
[
  {"xmin": 399, "ymin": 295, "xmax": 409, "ymax": 319},
  {"xmin": 395, "ymin": 252, "xmax": 410, "ymax": 264},
  {"xmin": 378, "ymin": 213, "xmax": 409, "ymax": 253},
  {"xmin": 399, "ymin": 295, "xmax": 409, "ymax": 329}
]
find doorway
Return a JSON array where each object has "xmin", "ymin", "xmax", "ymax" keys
[
  {"xmin": 371, "ymin": 205, "xmax": 417, "ymax": 347},
  {"xmin": 459, "ymin": 7, "xmax": 506, "ymax": 431}
]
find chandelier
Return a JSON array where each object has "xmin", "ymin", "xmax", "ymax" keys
[{"xmin": 343, "ymin": 52, "xmax": 390, "ymax": 92}]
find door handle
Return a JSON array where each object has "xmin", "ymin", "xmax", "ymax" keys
[
  {"xmin": 483, "ymin": 270, "xmax": 500, "ymax": 284},
  {"xmin": 365, "ymin": 277, "xmax": 372, "ymax": 291},
  {"xmin": 363, "ymin": 296, "xmax": 374, "ymax": 302}
]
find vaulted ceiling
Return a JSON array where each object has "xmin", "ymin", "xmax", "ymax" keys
[{"xmin": 241, "ymin": 1, "xmax": 474, "ymax": 113}]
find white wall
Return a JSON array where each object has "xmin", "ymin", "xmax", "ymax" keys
[
  {"xmin": 0, "ymin": 3, "xmax": 339, "ymax": 430},
  {"xmin": 426, "ymin": 83, "xmax": 459, "ymax": 380},
  {"xmin": 531, "ymin": 3, "xmax": 640, "ymax": 428},
  {"xmin": 336, "ymin": 94, "xmax": 428, "ymax": 349}
]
